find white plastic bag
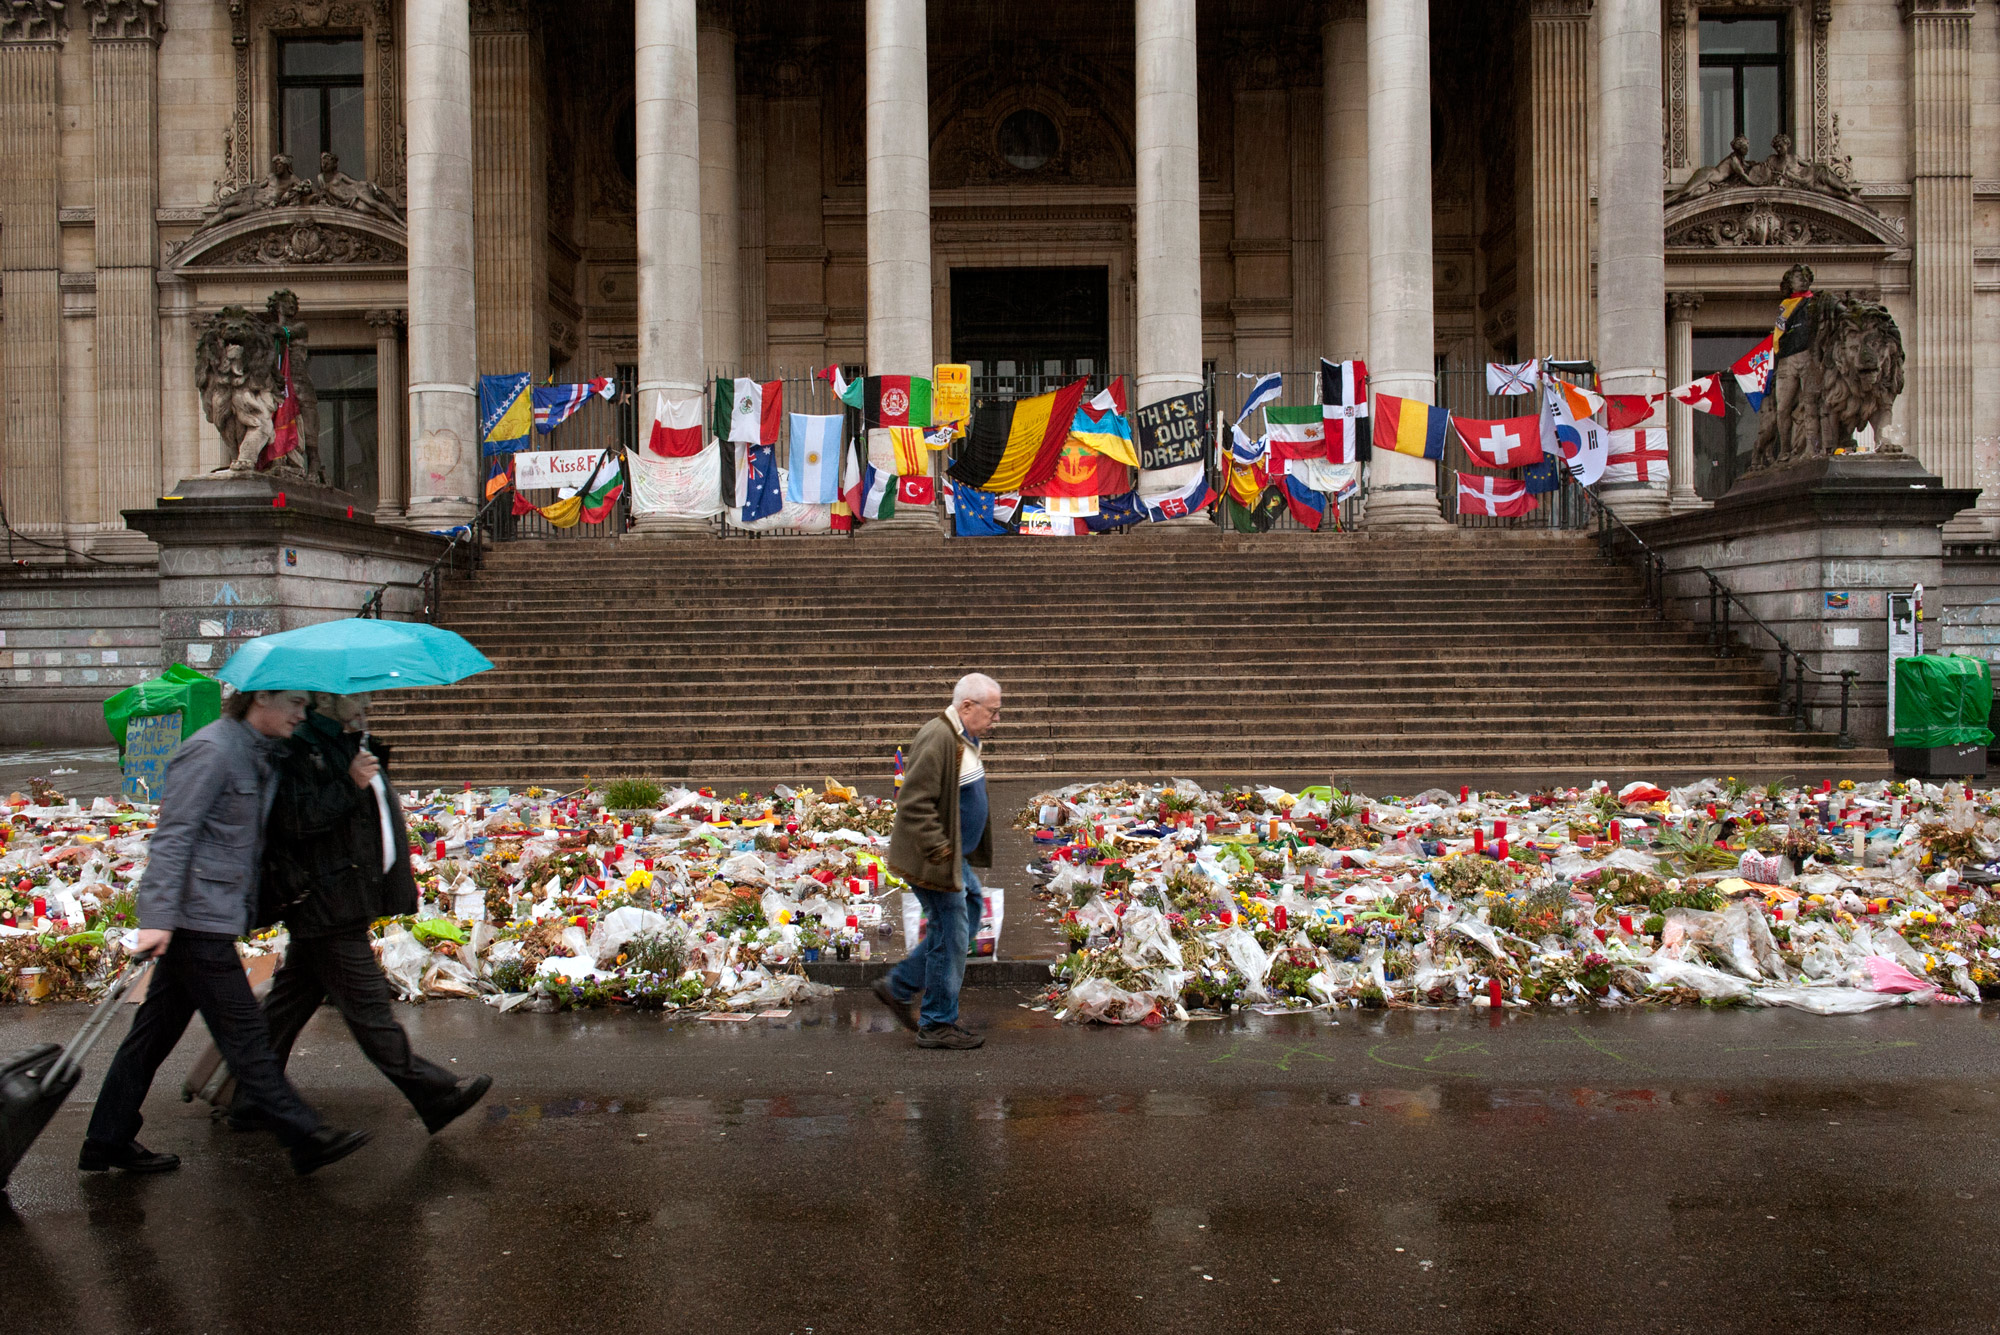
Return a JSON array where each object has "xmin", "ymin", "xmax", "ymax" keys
[
  {"xmin": 1062, "ymin": 977, "xmax": 1167, "ymax": 1025},
  {"xmin": 591, "ymin": 905, "xmax": 671, "ymax": 965},
  {"xmin": 1118, "ymin": 904, "xmax": 1184, "ymax": 970},
  {"xmin": 376, "ymin": 925, "xmax": 431, "ymax": 1003}
]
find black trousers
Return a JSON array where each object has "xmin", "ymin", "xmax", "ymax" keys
[
  {"xmin": 239, "ymin": 927, "xmax": 458, "ymax": 1115},
  {"xmin": 87, "ymin": 932, "xmax": 322, "ymax": 1148}
]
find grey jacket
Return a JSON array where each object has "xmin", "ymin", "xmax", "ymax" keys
[{"xmin": 136, "ymin": 717, "xmax": 283, "ymax": 937}]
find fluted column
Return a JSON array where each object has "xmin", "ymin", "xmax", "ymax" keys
[
  {"xmin": 1363, "ymin": 0, "xmax": 1444, "ymax": 528},
  {"xmin": 1906, "ymin": 0, "xmax": 1976, "ymax": 494},
  {"xmin": 699, "ymin": 2, "xmax": 740, "ymax": 375},
  {"xmin": 368, "ymin": 310, "xmax": 407, "ymax": 519},
  {"xmin": 1666, "ymin": 292, "xmax": 1707, "ymax": 513},
  {"xmin": 405, "ymin": 0, "xmax": 480, "ymax": 525},
  {"xmin": 0, "ymin": 4, "xmax": 66, "ymax": 542},
  {"xmin": 86, "ymin": 0, "xmax": 164, "ymax": 554},
  {"xmin": 1596, "ymin": 0, "xmax": 1667, "ymax": 519},
  {"xmin": 1321, "ymin": 0, "xmax": 1367, "ymax": 362},
  {"xmin": 1134, "ymin": 0, "xmax": 1202, "ymax": 416},
  {"xmin": 1517, "ymin": 0, "xmax": 1593, "ymax": 361},
  {"xmin": 472, "ymin": 2, "xmax": 547, "ymax": 377}
]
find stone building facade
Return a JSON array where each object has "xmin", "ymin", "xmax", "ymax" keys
[{"xmin": 4, "ymin": 0, "xmax": 2000, "ymax": 735}]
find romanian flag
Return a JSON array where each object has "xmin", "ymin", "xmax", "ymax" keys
[
  {"xmin": 1070, "ymin": 405, "xmax": 1138, "ymax": 466},
  {"xmin": 839, "ymin": 374, "xmax": 933, "ymax": 429},
  {"xmin": 1371, "ymin": 393, "xmax": 1450, "ymax": 461},
  {"xmin": 948, "ymin": 378, "xmax": 1089, "ymax": 493}
]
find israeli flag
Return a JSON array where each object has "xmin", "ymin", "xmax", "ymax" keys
[
  {"xmin": 786, "ymin": 413, "xmax": 844, "ymax": 504},
  {"xmin": 1234, "ymin": 372, "xmax": 1284, "ymax": 425}
]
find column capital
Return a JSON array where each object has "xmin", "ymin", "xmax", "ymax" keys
[
  {"xmin": 1529, "ymin": 0, "xmax": 1593, "ymax": 19},
  {"xmin": 695, "ymin": 0, "xmax": 733, "ymax": 33},
  {"xmin": 1319, "ymin": 0, "xmax": 1365, "ymax": 26},
  {"xmin": 469, "ymin": 0, "xmax": 536, "ymax": 36},
  {"xmin": 1900, "ymin": 0, "xmax": 1977, "ymax": 21},
  {"xmin": 80, "ymin": 0, "xmax": 163, "ymax": 43},
  {"xmin": 1668, "ymin": 291, "xmax": 1705, "ymax": 320},
  {"xmin": 0, "ymin": 0, "xmax": 68, "ymax": 44},
  {"xmin": 365, "ymin": 308, "xmax": 408, "ymax": 330}
]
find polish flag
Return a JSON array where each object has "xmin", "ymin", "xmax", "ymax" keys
[{"xmin": 647, "ymin": 392, "xmax": 705, "ymax": 458}]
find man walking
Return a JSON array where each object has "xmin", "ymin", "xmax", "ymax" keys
[
  {"xmin": 81, "ymin": 689, "xmax": 371, "ymax": 1177},
  {"xmin": 875, "ymin": 673, "xmax": 1000, "ymax": 1049},
  {"xmin": 231, "ymin": 692, "xmax": 491, "ymax": 1133}
]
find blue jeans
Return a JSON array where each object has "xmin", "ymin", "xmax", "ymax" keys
[{"xmin": 888, "ymin": 862, "xmax": 983, "ymax": 1029}]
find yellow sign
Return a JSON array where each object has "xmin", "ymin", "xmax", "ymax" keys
[{"xmin": 933, "ymin": 363, "xmax": 971, "ymax": 425}]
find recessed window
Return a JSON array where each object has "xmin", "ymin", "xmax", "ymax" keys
[
  {"xmin": 310, "ymin": 350, "xmax": 377, "ymax": 502},
  {"xmin": 1698, "ymin": 16, "xmax": 1785, "ymax": 168},
  {"xmin": 997, "ymin": 109, "xmax": 1059, "ymax": 172},
  {"xmin": 278, "ymin": 37, "xmax": 366, "ymax": 177}
]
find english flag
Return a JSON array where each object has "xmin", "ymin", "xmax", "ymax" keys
[
  {"xmin": 1450, "ymin": 413, "xmax": 1543, "ymax": 469},
  {"xmin": 1604, "ymin": 428, "xmax": 1669, "ymax": 484},
  {"xmin": 647, "ymin": 391, "xmax": 705, "ymax": 458},
  {"xmin": 1456, "ymin": 474, "xmax": 1539, "ymax": 518},
  {"xmin": 1671, "ymin": 374, "xmax": 1727, "ymax": 417}
]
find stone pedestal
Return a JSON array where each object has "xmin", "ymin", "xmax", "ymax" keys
[
  {"xmin": 123, "ymin": 474, "xmax": 451, "ymax": 678},
  {"xmin": 1632, "ymin": 455, "xmax": 1978, "ymax": 748}
]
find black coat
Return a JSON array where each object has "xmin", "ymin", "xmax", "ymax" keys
[{"xmin": 261, "ymin": 711, "xmax": 420, "ymax": 937}]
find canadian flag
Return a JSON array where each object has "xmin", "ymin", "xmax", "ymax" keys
[
  {"xmin": 647, "ymin": 392, "xmax": 704, "ymax": 458},
  {"xmin": 1604, "ymin": 428, "xmax": 1668, "ymax": 484},
  {"xmin": 1670, "ymin": 374, "xmax": 1726, "ymax": 417},
  {"xmin": 1456, "ymin": 474, "xmax": 1538, "ymax": 518}
]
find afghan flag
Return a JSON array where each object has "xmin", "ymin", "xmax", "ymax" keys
[
  {"xmin": 1265, "ymin": 404, "xmax": 1327, "ymax": 463},
  {"xmin": 1372, "ymin": 394, "xmax": 1450, "ymax": 461},
  {"xmin": 840, "ymin": 375, "xmax": 933, "ymax": 429},
  {"xmin": 948, "ymin": 378, "xmax": 1089, "ymax": 493}
]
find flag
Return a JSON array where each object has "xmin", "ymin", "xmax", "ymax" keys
[
  {"xmin": 736, "ymin": 443, "xmax": 783, "ymax": 523},
  {"xmin": 1605, "ymin": 393, "xmax": 1664, "ymax": 432},
  {"xmin": 830, "ymin": 446, "xmax": 862, "ymax": 531},
  {"xmin": 1139, "ymin": 472, "xmax": 1214, "ymax": 523},
  {"xmin": 953, "ymin": 487, "xmax": 1019, "ymax": 537},
  {"xmin": 1451, "ymin": 413, "xmax": 1543, "ymax": 469},
  {"xmin": 1279, "ymin": 475, "xmax": 1327, "ymax": 531},
  {"xmin": 846, "ymin": 375, "xmax": 932, "ymax": 429},
  {"xmin": 532, "ymin": 377, "xmax": 614, "ymax": 434},
  {"xmin": 1071, "ymin": 404, "xmax": 1139, "ymax": 465},
  {"xmin": 889, "ymin": 426, "xmax": 929, "ymax": 475},
  {"xmin": 480, "ymin": 373, "xmax": 532, "ymax": 453},
  {"xmin": 817, "ymin": 364, "xmax": 851, "ymax": 399},
  {"xmin": 1235, "ymin": 372, "xmax": 1283, "ymax": 424},
  {"xmin": 1550, "ymin": 377, "xmax": 1606, "ymax": 423},
  {"xmin": 1087, "ymin": 377, "xmax": 1128, "ymax": 417},
  {"xmin": 1456, "ymin": 474, "xmax": 1539, "ymax": 518},
  {"xmin": 1020, "ymin": 503, "xmax": 1083, "ymax": 537},
  {"xmin": 647, "ymin": 392, "xmax": 704, "ymax": 458},
  {"xmin": 897, "ymin": 475, "xmax": 936, "ymax": 506},
  {"xmin": 576, "ymin": 456, "xmax": 624, "ymax": 524},
  {"xmin": 728, "ymin": 378, "xmax": 783, "ymax": 445},
  {"xmin": 851, "ymin": 463, "xmax": 896, "ymax": 520},
  {"xmin": 1732, "ymin": 338, "xmax": 1774, "ymax": 412},
  {"xmin": 1224, "ymin": 457, "xmax": 1268, "ymax": 508},
  {"xmin": 263, "ymin": 346, "xmax": 301, "ymax": 468},
  {"xmin": 1265, "ymin": 404, "xmax": 1326, "ymax": 463},
  {"xmin": 1372, "ymin": 394, "xmax": 1451, "ymax": 461},
  {"xmin": 948, "ymin": 378, "xmax": 1089, "ymax": 492},
  {"xmin": 1319, "ymin": 358, "xmax": 1370, "ymax": 464},
  {"xmin": 1486, "ymin": 359, "xmax": 1540, "ymax": 396},
  {"xmin": 1283, "ymin": 456, "xmax": 1360, "ymax": 501},
  {"xmin": 1521, "ymin": 455, "xmax": 1562, "ymax": 495},
  {"xmin": 1084, "ymin": 491, "xmax": 1147, "ymax": 532},
  {"xmin": 484, "ymin": 455, "xmax": 515, "ymax": 500},
  {"xmin": 1671, "ymin": 374, "xmax": 1726, "ymax": 417},
  {"xmin": 1031, "ymin": 433, "xmax": 1130, "ymax": 498},
  {"xmin": 1604, "ymin": 428, "xmax": 1669, "ymax": 484},
  {"xmin": 1541, "ymin": 377, "xmax": 1608, "ymax": 487},
  {"xmin": 786, "ymin": 413, "xmax": 844, "ymax": 503}
]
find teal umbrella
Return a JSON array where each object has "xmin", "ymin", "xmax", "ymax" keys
[{"xmin": 217, "ymin": 619, "xmax": 493, "ymax": 695}]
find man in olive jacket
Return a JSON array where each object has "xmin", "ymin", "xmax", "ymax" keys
[{"xmin": 876, "ymin": 673, "xmax": 999, "ymax": 1049}]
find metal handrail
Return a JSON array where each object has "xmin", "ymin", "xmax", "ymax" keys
[
  {"xmin": 356, "ymin": 491, "xmax": 506, "ymax": 623},
  {"xmin": 1573, "ymin": 484, "xmax": 1857, "ymax": 748}
]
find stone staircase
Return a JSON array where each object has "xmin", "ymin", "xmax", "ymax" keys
[{"xmin": 368, "ymin": 529, "xmax": 1865, "ymax": 787}]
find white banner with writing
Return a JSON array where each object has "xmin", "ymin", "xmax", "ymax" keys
[{"xmin": 514, "ymin": 448, "xmax": 609, "ymax": 492}]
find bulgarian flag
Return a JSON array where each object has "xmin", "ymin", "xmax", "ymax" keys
[
  {"xmin": 841, "ymin": 375, "xmax": 933, "ymax": 429},
  {"xmin": 519, "ymin": 451, "xmax": 623, "ymax": 528}
]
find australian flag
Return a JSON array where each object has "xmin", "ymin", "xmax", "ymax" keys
[{"xmin": 740, "ymin": 444, "xmax": 784, "ymax": 523}]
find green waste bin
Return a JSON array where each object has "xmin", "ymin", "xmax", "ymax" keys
[{"xmin": 1891, "ymin": 654, "xmax": 1994, "ymax": 778}]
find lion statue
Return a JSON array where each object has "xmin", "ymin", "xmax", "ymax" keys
[
  {"xmin": 1751, "ymin": 291, "xmax": 1905, "ymax": 470},
  {"xmin": 192, "ymin": 291, "xmax": 321, "ymax": 479}
]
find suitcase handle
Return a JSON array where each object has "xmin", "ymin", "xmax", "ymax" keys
[{"xmin": 41, "ymin": 959, "xmax": 153, "ymax": 1096}]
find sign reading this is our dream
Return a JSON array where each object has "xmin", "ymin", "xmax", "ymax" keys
[
  {"xmin": 1133, "ymin": 390, "xmax": 1209, "ymax": 471},
  {"xmin": 515, "ymin": 449, "xmax": 612, "ymax": 491}
]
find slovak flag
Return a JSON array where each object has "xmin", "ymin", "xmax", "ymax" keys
[
  {"xmin": 647, "ymin": 392, "xmax": 705, "ymax": 458},
  {"xmin": 1731, "ymin": 338, "xmax": 1775, "ymax": 412},
  {"xmin": 1450, "ymin": 414, "xmax": 1543, "ymax": 469},
  {"xmin": 1605, "ymin": 428, "xmax": 1669, "ymax": 484},
  {"xmin": 1139, "ymin": 472, "xmax": 1214, "ymax": 523},
  {"xmin": 1671, "ymin": 374, "xmax": 1727, "ymax": 417},
  {"xmin": 1456, "ymin": 474, "xmax": 1539, "ymax": 518}
]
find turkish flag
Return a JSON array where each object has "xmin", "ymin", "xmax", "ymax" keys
[
  {"xmin": 897, "ymin": 475, "xmax": 936, "ymax": 506},
  {"xmin": 1450, "ymin": 414, "xmax": 1544, "ymax": 469}
]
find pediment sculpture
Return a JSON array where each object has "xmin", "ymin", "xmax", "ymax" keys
[
  {"xmin": 170, "ymin": 152, "xmax": 406, "ymax": 268},
  {"xmin": 1665, "ymin": 133, "xmax": 1904, "ymax": 251}
]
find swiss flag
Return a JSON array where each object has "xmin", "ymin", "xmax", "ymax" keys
[
  {"xmin": 1456, "ymin": 474, "xmax": 1538, "ymax": 518},
  {"xmin": 1670, "ymin": 374, "xmax": 1726, "ymax": 417},
  {"xmin": 1604, "ymin": 393, "xmax": 1664, "ymax": 432},
  {"xmin": 897, "ymin": 475, "xmax": 936, "ymax": 507},
  {"xmin": 1450, "ymin": 413, "xmax": 1543, "ymax": 469},
  {"xmin": 1605, "ymin": 428, "xmax": 1668, "ymax": 484}
]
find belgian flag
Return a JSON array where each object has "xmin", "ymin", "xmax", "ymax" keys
[{"xmin": 948, "ymin": 378, "xmax": 1089, "ymax": 493}]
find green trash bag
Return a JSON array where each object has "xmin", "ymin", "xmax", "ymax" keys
[
  {"xmin": 1893, "ymin": 655, "xmax": 1996, "ymax": 748},
  {"xmin": 103, "ymin": 664, "xmax": 221, "ymax": 758}
]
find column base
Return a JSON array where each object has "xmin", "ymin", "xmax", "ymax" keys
[
  {"xmin": 1667, "ymin": 489, "xmax": 1712, "ymax": 516},
  {"xmin": 401, "ymin": 502, "xmax": 478, "ymax": 531},
  {"xmin": 856, "ymin": 510, "xmax": 943, "ymax": 536},
  {"xmin": 1598, "ymin": 484, "xmax": 1671, "ymax": 523},
  {"xmin": 625, "ymin": 512, "xmax": 720, "ymax": 540},
  {"xmin": 1360, "ymin": 484, "xmax": 1449, "ymax": 530}
]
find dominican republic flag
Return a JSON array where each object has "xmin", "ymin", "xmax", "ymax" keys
[
  {"xmin": 1139, "ymin": 472, "xmax": 1214, "ymax": 523},
  {"xmin": 647, "ymin": 392, "xmax": 705, "ymax": 458},
  {"xmin": 1457, "ymin": 474, "xmax": 1539, "ymax": 518},
  {"xmin": 1450, "ymin": 413, "xmax": 1543, "ymax": 469},
  {"xmin": 1319, "ymin": 358, "xmax": 1369, "ymax": 464},
  {"xmin": 1671, "ymin": 374, "xmax": 1726, "ymax": 417},
  {"xmin": 1604, "ymin": 393, "xmax": 1664, "ymax": 432},
  {"xmin": 1604, "ymin": 428, "xmax": 1669, "ymax": 484},
  {"xmin": 736, "ymin": 443, "xmax": 784, "ymax": 524},
  {"xmin": 1279, "ymin": 475, "xmax": 1327, "ymax": 531},
  {"xmin": 1265, "ymin": 404, "xmax": 1325, "ymax": 462},
  {"xmin": 1732, "ymin": 338, "xmax": 1775, "ymax": 412},
  {"xmin": 1486, "ymin": 359, "xmax": 1540, "ymax": 396},
  {"xmin": 1372, "ymin": 393, "xmax": 1450, "ymax": 461},
  {"xmin": 1540, "ymin": 377, "xmax": 1607, "ymax": 488},
  {"xmin": 786, "ymin": 413, "xmax": 843, "ymax": 504},
  {"xmin": 532, "ymin": 377, "xmax": 615, "ymax": 434},
  {"xmin": 725, "ymin": 378, "xmax": 783, "ymax": 445},
  {"xmin": 898, "ymin": 475, "xmax": 936, "ymax": 506},
  {"xmin": 1088, "ymin": 376, "xmax": 1129, "ymax": 417},
  {"xmin": 1235, "ymin": 372, "xmax": 1283, "ymax": 425}
]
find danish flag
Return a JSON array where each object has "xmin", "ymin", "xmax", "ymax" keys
[
  {"xmin": 1604, "ymin": 428, "xmax": 1668, "ymax": 484},
  {"xmin": 1456, "ymin": 474, "xmax": 1538, "ymax": 517},
  {"xmin": 1670, "ymin": 374, "xmax": 1726, "ymax": 417}
]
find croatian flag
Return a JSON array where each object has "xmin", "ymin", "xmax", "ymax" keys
[
  {"xmin": 786, "ymin": 413, "xmax": 843, "ymax": 504},
  {"xmin": 1732, "ymin": 338, "xmax": 1775, "ymax": 412}
]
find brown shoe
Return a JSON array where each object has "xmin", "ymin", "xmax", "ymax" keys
[
  {"xmin": 916, "ymin": 1023, "xmax": 984, "ymax": 1050},
  {"xmin": 871, "ymin": 977, "xmax": 921, "ymax": 1033}
]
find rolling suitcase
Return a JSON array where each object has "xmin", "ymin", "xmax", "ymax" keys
[{"xmin": 0, "ymin": 962, "xmax": 151, "ymax": 1192}]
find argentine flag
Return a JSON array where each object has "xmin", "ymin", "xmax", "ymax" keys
[{"xmin": 786, "ymin": 413, "xmax": 844, "ymax": 504}]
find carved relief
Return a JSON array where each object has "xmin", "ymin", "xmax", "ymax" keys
[
  {"xmin": 1, "ymin": 1, "xmax": 69, "ymax": 42},
  {"xmin": 1665, "ymin": 187, "xmax": 1905, "ymax": 250},
  {"xmin": 929, "ymin": 40, "xmax": 1134, "ymax": 189},
  {"xmin": 80, "ymin": 0, "xmax": 160, "ymax": 41},
  {"xmin": 1671, "ymin": 133, "xmax": 1863, "ymax": 205},
  {"xmin": 180, "ymin": 152, "xmax": 404, "ymax": 257},
  {"xmin": 210, "ymin": 218, "xmax": 402, "ymax": 266}
]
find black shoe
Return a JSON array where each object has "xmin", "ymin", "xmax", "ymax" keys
[
  {"xmin": 290, "ymin": 1127, "xmax": 371, "ymax": 1177},
  {"xmin": 420, "ymin": 1074, "xmax": 493, "ymax": 1135},
  {"xmin": 871, "ymin": 977, "xmax": 922, "ymax": 1033},
  {"xmin": 219, "ymin": 1104, "xmax": 267, "ymax": 1133},
  {"xmin": 77, "ymin": 1139, "xmax": 180, "ymax": 1174},
  {"xmin": 915, "ymin": 1023, "xmax": 984, "ymax": 1050}
]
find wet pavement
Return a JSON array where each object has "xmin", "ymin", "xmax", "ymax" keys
[{"xmin": 4, "ymin": 994, "xmax": 2000, "ymax": 1334}]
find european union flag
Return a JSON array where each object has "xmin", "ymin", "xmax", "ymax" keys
[{"xmin": 1522, "ymin": 455, "xmax": 1562, "ymax": 495}]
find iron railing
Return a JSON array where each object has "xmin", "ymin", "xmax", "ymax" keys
[{"xmin": 358, "ymin": 490, "xmax": 505, "ymax": 623}]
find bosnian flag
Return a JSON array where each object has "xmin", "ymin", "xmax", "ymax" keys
[
  {"xmin": 1450, "ymin": 413, "xmax": 1543, "ymax": 469},
  {"xmin": 1319, "ymin": 358, "xmax": 1369, "ymax": 464},
  {"xmin": 729, "ymin": 378, "xmax": 783, "ymax": 445},
  {"xmin": 1604, "ymin": 428, "xmax": 1668, "ymax": 484},
  {"xmin": 1731, "ymin": 338, "xmax": 1775, "ymax": 412},
  {"xmin": 786, "ymin": 413, "xmax": 843, "ymax": 504},
  {"xmin": 1139, "ymin": 472, "xmax": 1214, "ymax": 523},
  {"xmin": 1235, "ymin": 372, "xmax": 1283, "ymax": 425},
  {"xmin": 1087, "ymin": 376, "xmax": 1128, "ymax": 418},
  {"xmin": 1671, "ymin": 374, "xmax": 1726, "ymax": 417},
  {"xmin": 1541, "ymin": 377, "xmax": 1607, "ymax": 487},
  {"xmin": 647, "ymin": 391, "xmax": 704, "ymax": 458},
  {"xmin": 1456, "ymin": 474, "xmax": 1539, "ymax": 518}
]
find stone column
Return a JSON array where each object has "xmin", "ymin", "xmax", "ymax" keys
[
  {"xmin": 699, "ymin": 1, "xmax": 741, "ymax": 375},
  {"xmin": 1907, "ymin": 0, "xmax": 1976, "ymax": 496},
  {"xmin": 632, "ymin": 0, "xmax": 711, "ymax": 535},
  {"xmin": 86, "ymin": 0, "xmax": 165, "ymax": 557},
  {"xmin": 1133, "ymin": 0, "xmax": 1202, "ymax": 415},
  {"xmin": 1666, "ymin": 291, "xmax": 1707, "ymax": 514},
  {"xmin": 0, "ymin": 3, "xmax": 67, "ymax": 541},
  {"xmin": 472, "ymin": 1, "xmax": 547, "ymax": 377},
  {"xmin": 1516, "ymin": 0, "xmax": 1593, "ymax": 361},
  {"xmin": 157, "ymin": 277, "xmax": 203, "ymax": 486},
  {"xmin": 1596, "ymin": 0, "xmax": 1667, "ymax": 520},
  {"xmin": 1363, "ymin": 0, "xmax": 1445, "ymax": 528},
  {"xmin": 368, "ymin": 310, "xmax": 407, "ymax": 519},
  {"xmin": 1321, "ymin": 0, "xmax": 1368, "ymax": 363},
  {"xmin": 405, "ymin": 0, "xmax": 479, "ymax": 525}
]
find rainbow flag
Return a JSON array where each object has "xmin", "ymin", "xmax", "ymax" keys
[{"xmin": 1371, "ymin": 393, "xmax": 1450, "ymax": 461}]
